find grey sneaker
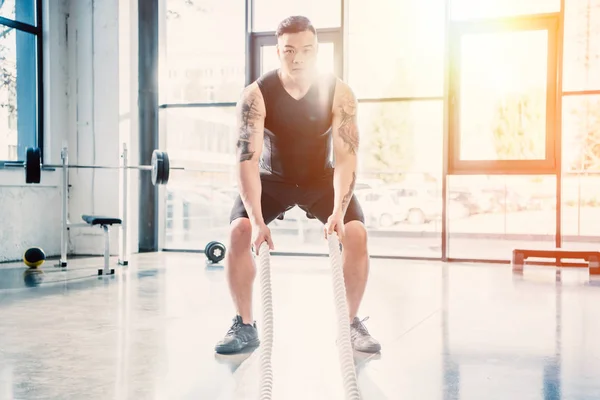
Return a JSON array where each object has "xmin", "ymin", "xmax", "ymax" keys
[
  {"xmin": 350, "ymin": 316, "xmax": 381, "ymax": 353},
  {"xmin": 215, "ymin": 315, "xmax": 260, "ymax": 354}
]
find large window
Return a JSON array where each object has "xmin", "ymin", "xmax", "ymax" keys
[
  {"xmin": 0, "ymin": 0, "xmax": 41, "ymax": 163},
  {"xmin": 561, "ymin": 0, "xmax": 600, "ymax": 250},
  {"xmin": 355, "ymin": 100, "xmax": 445, "ymax": 258},
  {"xmin": 161, "ymin": 0, "xmax": 244, "ymax": 249},
  {"xmin": 447, "ymin": 175, "xmax": 557, "ymax": 260},
  {"xmin": 562, "ymin": 0, "xmax": 600, "ymax": 92},
  {"xmin": 161, "ymin": 106, "xmax": 237, "ymax": 249},
  {"xmin": 161, "ymin": 0, "xmax": 346, "ymax": 252},
  {"xmin": 446, "ymin": 0, "xmax": 600, "ymax": 260},
  {"xmin": 160, "ymin": 0, "xmax": 600, "ymax": 261},
  {"xmin": 162, "ymin": 0, "xmax": 245, "ymax": 104},
  {"xmin": 0, "ymin": 0, "xmax": 35, "ymax": 25},
  {"xmin": 161, "ymin": 0, "xmax": 448, "ymax": 256},
  {"xmin": 455, "ymin": 29, "xmax": 549, "ymax": 162},
  {"xmin": 448, "ymin": 16, "xmax": 559, "ymax": 174},
  {"xmin": 347, "ymin": 0, "xmax": 445, "ymax": 99},
  {"xmin": 347, "ymin": 0, "xmax": 446, "ymax": 258},
  {"xmin": 562, "ymin": 96, "xmax": 600, "ymax": 251}
]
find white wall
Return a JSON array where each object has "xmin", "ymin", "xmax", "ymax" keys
[
  {"xmin": 0, "ymin": 0, "xmax": 140, "ymax": 263},
  {"xmin": 118, "ymin": 0, "xmax": 140, "ymax": 263}
]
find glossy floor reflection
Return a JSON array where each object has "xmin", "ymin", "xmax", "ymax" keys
[{"xmin": 1, "ymin": 253, "xmax": 600, "ymax": 399}]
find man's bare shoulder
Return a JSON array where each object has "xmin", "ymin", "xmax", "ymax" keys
[
  {"xmin": 239, "ymin": 82, "xmax": 265, "ymax": 105},
  {"xmin": 332, "ymin": 79, "xmax": 357, "ymax": 111},
  {"xmin": 331, "ymin": 78, "xmax": 357, "ymax": 119}
]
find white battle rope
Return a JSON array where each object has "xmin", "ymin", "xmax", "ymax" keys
[
  {"xmin": 327, "ymin": 233, "xmax": 361, "ymax": 400},
  {"xmin": 257, "ymin": 241, "xmax": 274, "ymax": 400},
  {"xmin": 256, "ymin": 236, "xmax": 360, "ymax": 400}
]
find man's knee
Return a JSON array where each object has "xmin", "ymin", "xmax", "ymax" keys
[
  {"xmin": 229, "ymin": 218, "xmax": 252, "ymax": 253},
  {"xmin": 343, "ymin": 220, "xmax": 368, "ymax": 255}
]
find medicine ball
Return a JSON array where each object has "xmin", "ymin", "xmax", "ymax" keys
[{"xmin": 23, "ymin": 247, "xmax": 46, "ymax": 268}]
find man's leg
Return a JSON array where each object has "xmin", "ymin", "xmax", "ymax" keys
[
  {"xmin": 341, "ymin": 218, "xmax": 381, "ymax": 353},
  {"xmin": 215, "ymin": 181, "xmax": 291, "ymax": 354},
  {"xmin": 341, "ymin": 220, "xmax": 369, "ymax": 322},
  {"xmin": 226, "ymin": 217, "xmax": 255, "ymax": 325},
  {"xmin": 215, "ymin": 217, "xmax": 259, "ymax": 355},
  {"xmin": 303, "ymin": 186, "xmax": 381, "ymax": 353}
]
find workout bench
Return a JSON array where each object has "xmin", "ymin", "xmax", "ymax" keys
[
  {"xmin": 81, "ymin": 215, "xmax": 122, "ymax": 275},
  {"xmin": 512, "ymin": 248, "xmax": 600, "ymax": 275},
  {"xmin": 58, "ymin": 145, "xmax": 129, "ymax": 274}
]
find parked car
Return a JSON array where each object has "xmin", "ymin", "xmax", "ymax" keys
[{"xmin": 356, "ymin": 187, "xmax": 470, "ymax": 228}]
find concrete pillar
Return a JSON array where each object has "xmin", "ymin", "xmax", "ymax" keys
[
  {"xmin": 137, "ymin": 0, "xmax": 159, "ymax": 252},
  {"xmin": 66, "ymin": 0, "xmax": 139, "ymax": 256}
]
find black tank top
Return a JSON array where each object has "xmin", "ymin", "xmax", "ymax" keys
[{"xmin": 257, "ymin": 69, "xmax": 337, "ymax": 185}]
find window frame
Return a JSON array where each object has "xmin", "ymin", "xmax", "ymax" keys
[
  {"xmin": 0, "ymin": 0, "xmax": 43, "ymax": 165},
  {"xmin": 447, "ymin": 14, "xmax": 560, "ymax": 175}
]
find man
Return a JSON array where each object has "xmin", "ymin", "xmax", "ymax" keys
[{"xmin": 214, "ymin": 16, "xmax": 381, "ymax": 355}]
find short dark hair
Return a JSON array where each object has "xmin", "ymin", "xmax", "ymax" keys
[{"xmin": 276, "ymin": 16, "xmax": 316, "ymax": 37}]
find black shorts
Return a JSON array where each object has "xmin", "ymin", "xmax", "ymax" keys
[{"xmin": 229, "ymin": 176, "xmax": 365, "ymax": 225}]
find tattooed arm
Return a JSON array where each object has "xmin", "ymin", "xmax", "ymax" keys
[
  {"xmin": 235, "ymin": 83, "xmax": 267, "ymax": 225},
  {"xmin": 331, "ymin": 81, "xmax": 359, "ymax": 217}
]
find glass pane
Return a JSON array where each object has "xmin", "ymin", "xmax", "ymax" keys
[
  {"xmin": 0, "ymin": 0, "xmax": 36, "ymax": 27},
  {"xmin": 563, "ymin": 0, "xmax": 600, "ymax": 91},
  {"xmin": 450, "ymin": 0, "xmax": 560, "ymax": 20},
  {"xmin": 162, "ymin": 0, "xmax": 245, "ymax": 103},
  {"xmin": 259, "ymin": 42, "xmax": 335, "ymax": 76},
  {"xmin": 0, "ymin": 28, "xmax": 37, "ymax": 161},
  {"xmin": 561, "ymin": 95, "xmax": 600, "ymax": 250},
  {"xmin": 253, "ymin": 0, "xmax": 340, "ymax": 32},
  {"xmin": 447, "ymin": 175, "xmax": 556, "ymax": 260},
  {"xmin": 162, "ymin": 101, "xmax": 444, "ymax": 257},
  {"xmin": 162, "ymin": 107, "xmax": 237, "ymax": 249},
  {"xmin": 162, "ymin": 106, "xmax": 331, "ymax": 252},
  {"xmin": 357, "ymin": 100, "xmax": 444, "ymax": 258},
  {"xmin": 347, "ymin": 0, "xmax": 445, "ymax": 98},
  {"xmin": 457, "ymin": 30, "xmax": 548, "ymax": 161}
]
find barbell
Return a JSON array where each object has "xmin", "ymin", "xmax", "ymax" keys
[{"xmin": 7, "ymin": 147, "xmax": 179, "ymax": 186}]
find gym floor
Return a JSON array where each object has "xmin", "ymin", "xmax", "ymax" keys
[{"xmin": 1, "ymin": 253, "xmax": 600, "ymax": 399}]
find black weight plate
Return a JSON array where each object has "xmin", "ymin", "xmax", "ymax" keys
[
  {"xmin": 151, "ymin": 150, "xmax": 163, "ymax": 186},
  {"xmin": 26, "ymin": 147, "xmax": 41, "ymax": 184},
  {"xmin": 210, "ymin": 244, "xmax": 226, "ymax": 263},
  {"xmin": 206, "ymin": 241, "xmax": 226, "ymax": 263},
  {"xmin": 205, "ymin": 241, "xmax": 217, "ymax": 255},
  {"xmin": 151, "ymin": 150, "xmax": 169, "ymax": 186},
  {"xmin": 161, "ymin": 151, "xmax": 170, "ymax": 185}
]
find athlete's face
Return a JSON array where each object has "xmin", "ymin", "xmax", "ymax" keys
[{"xmin": 276, "ymin": 30, "xmax": 318, "ymax": 78}]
